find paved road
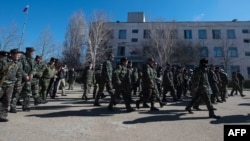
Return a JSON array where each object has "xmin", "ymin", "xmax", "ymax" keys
[{"xmin": 1, "ymin": 84, "xmax": 249, "ymax": 141}]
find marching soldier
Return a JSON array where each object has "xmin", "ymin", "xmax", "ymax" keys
[
  {"xmin": 67, "ymin": 67, "xmax": 77, "ymax": 90},
  {"xmin": 82, "ymin": 62, "xmax": 94, "ymax": 100},
  {"xmin": 185, "ymin": 58, "xmax": 220, "ymax": 119},
  {"xmin": 0, "ymin": 48, "xmax": 22, "ymax": 122},
  {"xmin": 94, "ymin": 54, "xmax": 114, "ymax": 106},
  {"xmin": 109, "ymin": 57, "xmax": 135, "ymax": 112},
  {"xmin": 93, "ymin": 64, "xmax": 103, "ymax": 99}
]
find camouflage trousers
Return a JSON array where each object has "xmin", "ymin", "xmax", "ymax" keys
[
  {"xmin": 0, "ymin": 85, "xmax": 14, "ymax": 120},
  {"xmin": 31, "ymin": 79, "xmax": 42, "ymax": 103},
  {"xmin": 21, "ymin": 81, "xmax": 32, "ymax": 109}
]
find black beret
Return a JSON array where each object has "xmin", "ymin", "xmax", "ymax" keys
[
  {"xmin": 26, "ymin": 47, "xmax": 35, "ymax": 52},
  {"xmin": 0, "ymin": 51, "xmax": 9, "ymax": 56},
  {"xmin": 120, "ymin": 57, "xmax": 128, "ymax": 63},
  {"xmin": 35, "ymin": 55, "xmax": 42, "ymax": 60},
  {"xmin": 199, "ymin": 58, "xmax": 208, "ymax": 64},
  {"xmin": 148, "ymin": 58, "xmax": 154, "ymax": 62},
  {"xmin": 50, "ymin": 57, "xmax": 56, "ymax": 62},
  {"xmin": 10, "ymin": 48, "xmax": 22, "ymax": 54}
]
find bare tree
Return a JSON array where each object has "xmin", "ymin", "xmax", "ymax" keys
[
  {"xmin": 220, "ymin": 35, "xmax": 238, "ymax": 73},
  {"xmin": 171, "ymin": 40, "xmax": 200, "ymax": 66},
  {"xmin": 86, "ymin": 10, "xmax": 113, "ymax": 68},
  {"xmin": 143, "ymin": 21, "xmax": 178, "ymax": 67},
  {"xmin": 62, "ymin": 10, "xmax": 88, "ymax": 69},
  {"xmin": 35, "ymin": 26, "xmax": 57, "ymax": 60},
  {"xmin": 0, "ymin": 23, "xmax": 19, "ymax": 50}
]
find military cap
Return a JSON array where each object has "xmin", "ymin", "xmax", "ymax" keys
[
  {"xmin": 35, "ymin": 55, "xmax": 42, "ymax": 60},
  {"xmin": 0, "ymin": 51, "xmax": 9, "ymax": 56},
  {"xmin": 108, "ymin": 54, "xmax": 114, "ymax": 58},
  {"xmin": 26, "ymin": 47, "xmax": 35, "ymax": 52},
  {"xmin": 10, "ymin": 48, "xmax": 22, "ymax": 54},
  {"xmin": 50, "ymin": 57, "xmax": 56, "ymax": 62},
  {"xmin": 199, "ymin": 58, "xmax": 208, "ymax": 64},
  {"xmin": 148, "ymin": 58, "xmax": 155, "ymax": 62},
  {"xmin": 120, "ymin": 57, "xmax": 128, "ymax": 63}
]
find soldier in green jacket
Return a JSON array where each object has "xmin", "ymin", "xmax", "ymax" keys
[
  {"xmin": 109, "ymin": 57, "xmax": 135, "ymax": 112},
  {"xmin": 0, "ymin": 48, "xmax": 22, "ymax": 122},
  {"xmin": 40, "ymin": 57, "xmax": 56, "ymax": 103},
  {"xmin": 94, "ymin": 54, "xmax": 114, "ymax": 106},
  {"xmin": 82, "ymin": 62, "xmax": 94, "ymax": 100},
  {"xmin": 185, "ymin": 58, "xmax": 220, "ymax": 119}
]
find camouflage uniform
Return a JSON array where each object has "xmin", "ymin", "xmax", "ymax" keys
[
  {"xmin": 185, "ymin": 58, "xmax": 220, "ymax": 119},
  {"xmin": 219, "ymin": 69, "xmax": 228, "ymax": 100},
  {"xmin": 109, "ymin": 57, "xmax": 134, "ymax": 112},
  {"xmin": 19, "ymin": 47, "xmax": 36, "ymax": 111},
  {"xmin": 82, "ymin": 62, "xmax": 94, "ymax": 100},
  {"xmin": 162, "ymin": 63, "xmax": 177, "ymax": 102},
  {"xmin": 94, "ymin": 55, "xmax": 114, "ymax": 106},
  {"xmin": 230, "ymin": 72, "xmax": 245, "ymax": 97},
  {"xmin": 0, "ymin": 49, "xmax": 22, "ymax": 121},
  {"xmin": 135, "ymin": 58, "xmax": 161, "ymax": 111},
  {"xmin": 31, "ymin": 56, "xmax": 45, "ymax": 105},
  {"xmin": 93, "ymin": 64, "xmax": 102, "ymax": 99},
  {"xmin": 67, "ymin": 68, "xmax": 77, "ymax": 90}
]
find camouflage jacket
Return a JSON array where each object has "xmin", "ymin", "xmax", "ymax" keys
[{"xmin": 0, "ymin": 57, "xmax": 22, "ymax": 86}]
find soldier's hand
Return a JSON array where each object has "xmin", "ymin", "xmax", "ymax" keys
[{"xmin": 117, "ymin": 81, "xmax": 121, "ymax": 85}]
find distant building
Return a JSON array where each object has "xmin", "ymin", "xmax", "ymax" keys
[{"xmin": 107, "ymin": 12, "xmax": 250, "ymax": 78}]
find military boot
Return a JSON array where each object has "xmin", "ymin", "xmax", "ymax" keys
[{"xmin": 9, "ymin": 107, "xmax": 17, "ymax": 113}]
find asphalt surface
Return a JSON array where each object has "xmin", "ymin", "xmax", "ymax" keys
[{"xmin": 0, "ymin": 84, "xmax": 249, "ymax": 141}]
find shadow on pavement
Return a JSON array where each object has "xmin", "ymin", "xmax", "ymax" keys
[
  {"xmin": 210, "ymin": 113, "xmax": 250, "ymax": 124},
  {"xmin": 26, "ymin": 107, "xmax": 131, "ymax": 118}
]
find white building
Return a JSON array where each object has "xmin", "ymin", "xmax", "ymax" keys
[{"xmin": 107, "ymin": 12, "xmax": 250, "ymax": 78}]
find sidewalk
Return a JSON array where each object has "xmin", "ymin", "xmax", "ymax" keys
[{"xmin": 0, "ymin": 84, "xmax": 249, "ymax": 141}]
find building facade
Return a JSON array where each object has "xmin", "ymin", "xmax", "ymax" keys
[{"xmin": 107, "ymin": 12, "xmax": 250, "ymax": 78}]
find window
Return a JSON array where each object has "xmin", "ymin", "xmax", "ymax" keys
[
  {"xmin": 214, "ymin": 47, "xmax": 223, "ymax": 57},
  {"xmin": 228, "ymin": 47, "xmax": 238, "ymax": 57},
  {"xmin": 242, "ymin": 29, "xmax": 249, "ymax": 33},
  {"xmin": 245, "ymin": 52, "xmax": 250, "ymax": 56},
  {"xmin": 143, "ymin": 30, "xmax": 151, "ymax": 39},
  {"xmin": 212, "ymin": 30, "xmax": 221, "ymax": 39},
  {"xmin": 227, "ymin": 29, "xmax": 236, "ymax": 39},
  {"xmin": 247, "ymin": 67, "xmax": 250, "ymax": 78},
  {"xmin": 117, "ymin": 46, "xmax": 125, "ymax": 56},
  {"xmin": 243, "ymin": 39, "xmax": 250, "ymax": 43},
  {"xmin": 170, "ymin": 29, "xmax": 178, "ymax": 39},
  {"xmin": 118, "ymin": 30, "xmax": 126, "ymax": 39},
  {"xmin": 132, "ymin": 29, "xmax": 138, "ymax": 33},
  {"xmin": 131, "ymin": 38, "xmax": 138, "ymax": 42},
  {"xmin": 198, "ymin": 29, "xmax": 207, "ymax": 39},
  {"xmin": 156, "ymin": 29, "xmax": 165, "ymax": 38},
  {"xmin": 200, "ymin": 47, "xmax": 208, "ymax": 57},
  {"xmin": 184, "ymin": 30, "xmax": 192, "ymax": 39}
]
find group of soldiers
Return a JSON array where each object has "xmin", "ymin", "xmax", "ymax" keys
[
  {"xmin": 1, "ymin": 49, "xmax": 247, "ymax": 122},
  {"xmin": 0, "ymin": 47, "xmax": 77, "ymax": 122},
  {"xmin": 81, "ymin": 54, "xmax": 246, "ymax": 119}
]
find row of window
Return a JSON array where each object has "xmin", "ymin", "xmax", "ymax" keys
[
  {"xmin": 201, "ymin": 47, "xmax": 238, "ymax": 57},
  {"xmin": 117, "ymin": 46, "xmax": 240, "ymax": 57},
  {"xmin": 118, "ymin": 29, "xmax": 250, "ymax": 40}
]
